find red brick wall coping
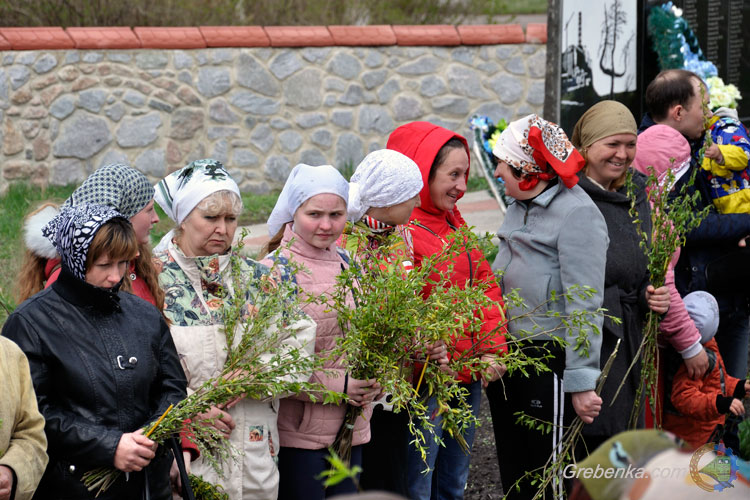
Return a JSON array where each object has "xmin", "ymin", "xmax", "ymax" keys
[{"xmin": 0, "ymin": 24, "xmax": 546, "ymax": 50}]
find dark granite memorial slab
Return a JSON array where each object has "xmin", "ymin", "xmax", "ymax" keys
[
  {"xmin": 546, "ymin": 0, "xmax": 748, "ymax": 131},
  {"xmin": 642, "ymin": 0, "xmax": 749, "ymax": 122}
]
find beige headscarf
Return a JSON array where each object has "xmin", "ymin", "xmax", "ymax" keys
[{"xmin": 571, "ymin": 100, "xmax": 638, "ymax": 150}]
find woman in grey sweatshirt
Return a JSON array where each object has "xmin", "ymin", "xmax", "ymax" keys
[{"xmin": 485, "ymin": 114, "xmax": 608, "ymax": 500}]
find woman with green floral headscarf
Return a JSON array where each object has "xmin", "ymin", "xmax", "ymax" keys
[{"xmin": 153, "ymin": 159, "xmax": 316, "ymax": 500}]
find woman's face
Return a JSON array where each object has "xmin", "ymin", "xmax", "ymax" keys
[
  {"xmin": 428, "ymin": 147, "xmax": 468, "ymax": 212},
  {"xmin": 129, "ymin": 199, "xmax": 159, "ymax": 245},
  {"xmin": 585, "ymin": 133, "xmax": 637, "ymax": 190},
  {"xmin": 369, "ymin": 194, "xmax": 421, "ymax": 226},
  {"xmin": 293, "ymin": 194, "xmax": 347, "ymax": 250},
  {"xmin": 86, "ymin": 253, "xmax": 128, "ymax": 288},
  {"xmin": 179, "ymin": 207, "xmax": 238, "ymax": 257},
  {"xmin": 494, "ymin": 161, "xmax": 524, "ymax": 200}
]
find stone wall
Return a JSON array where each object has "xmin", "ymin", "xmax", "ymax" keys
[{"xmin": 0, "ymin": 42, "xmax": 546, "ymax": 193}]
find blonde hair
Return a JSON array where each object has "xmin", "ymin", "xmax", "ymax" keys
[
  {"xmin": 174, "ymin": 190, "xmax": 243, "ymax": 240},
  {"xmin": 16, "ymin": 249, "xmax": 48, "ymax": 303},
  {"xmin": 195, "ymin": 190, "xmax": 243, "ymax": 217},
  {"xmin": 134, "ymin": 241, "xmax": 165, "ymax": 313}
]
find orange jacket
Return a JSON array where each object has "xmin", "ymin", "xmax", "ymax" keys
[{"xmin": 664, "ymin": 339, "xmax": 746, "ymax": 448}]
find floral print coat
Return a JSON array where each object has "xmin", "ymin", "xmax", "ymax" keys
[{"xmin": 155, "ymin": 241, "xmax": 316, "ymax": 500}]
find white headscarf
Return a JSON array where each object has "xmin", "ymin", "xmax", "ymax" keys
[
  {"xmin": 267, "ymin": 164, "xmax": 349, "ymax": 237},
  {"xmin": 347, "ymin": 149, "xmax": 423, "ymax": 222},
  {"xmin": 154, "ymin": 159, "xmax": 240, "ymax": 224}
]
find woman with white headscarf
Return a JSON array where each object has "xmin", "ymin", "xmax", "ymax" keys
[
  {"xmin": 153, "ymin": 159, "xmax": 316, "ymax": 500},
  {"xmin": 337, "ymin": 150, "xmax": 427, "ymax": 495},
  {"xmin": 487, "ymin": 115, "xmax": 608, "ymax": 499},
  {"xmin": 347, "ymin": 147, "xmax": 474, "ymax": 496},
  {"xmin": 262, "ymin": 163, "xmax": 380, "ymax": 499},
  {"xmin": 343, "ymin": 149, "xmax": 423, "ymax": 270}
]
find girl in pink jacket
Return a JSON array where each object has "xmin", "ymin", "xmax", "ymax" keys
[{"xmin": 262, "ymin": 163, "xmax": 380, "ymax": 499}]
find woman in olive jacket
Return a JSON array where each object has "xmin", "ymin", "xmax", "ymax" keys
[{"xmin": 2, "ymin": 204, "xmax": 187, "ymax": 500}]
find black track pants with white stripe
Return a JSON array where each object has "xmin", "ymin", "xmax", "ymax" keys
[{"xmin": 486, "ymin": 343, "xmax": 575, "ymax": 500}]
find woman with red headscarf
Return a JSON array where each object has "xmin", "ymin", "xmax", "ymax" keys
[
  {"xmin": 387, "ymin": 121, "xmax": 508, "ymax": 500},
  {"xmin": 487, "ymin": 114, "xmax": 608, "ymax": 499}
]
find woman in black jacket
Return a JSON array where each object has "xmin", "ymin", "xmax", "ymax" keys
[
  {"xmin": 571, "ymin": 101, "xmax": 670, "ymax": 452},
  {"xmin": 2, "ymin": 204, "xmax": 187, "ymax": 500}
]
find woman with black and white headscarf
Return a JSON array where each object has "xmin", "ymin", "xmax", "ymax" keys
[
  {"xmin": 2, "ymin": 204, "xmax": 187, "ymax": 500},
  {"xmin": 17, "ymin": 163, "xmax": 163, "ymax": 310}
]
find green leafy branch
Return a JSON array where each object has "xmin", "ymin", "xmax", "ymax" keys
[
  {"xmin": 324, "ymin": 222, "xmax": 615, "ymax": 471},
  {"xmin": 189, "ymin": 473, "xmax": 230, "ymax": 500},
  {"xmin": 505, "ymin": 339, "xmax": 621, "ymax": 500},
  {"xmin": 618, "ymin": 164, "xmax": 707, "ymax": 428},
  {"xmin": 318, "ymin": 448, "xmax": 362, "ymax": 489}
]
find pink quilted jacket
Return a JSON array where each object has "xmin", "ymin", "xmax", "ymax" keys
[
  {"xmin": 262, "ymin": 224, "xmax": 372, "ymax": 449},
  {"xmin": 659, "ymin": 248, "xmax": 702, "ymax": 358}
]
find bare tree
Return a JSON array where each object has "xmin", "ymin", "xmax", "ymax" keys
[{"xmin": 599, "ymin": 0, "xmax": 634, "ymax": 99}]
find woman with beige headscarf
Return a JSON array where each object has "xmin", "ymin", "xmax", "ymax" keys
[{"xmin": 571, "ymin": 100, "xmax": 671, "ymax": 453}]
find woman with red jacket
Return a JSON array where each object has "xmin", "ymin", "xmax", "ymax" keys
[{"xmin": 387, "ymin": 121, "xmax": 508, "ymax": 500}]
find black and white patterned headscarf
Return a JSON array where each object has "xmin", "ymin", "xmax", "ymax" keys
[
  {"xmin": 63, "ymin": 163, "xmax": 154, "ymax": 219},
  {"xmin": 43, "ymin": 204, "xmax": 127, "ymax": 281}
]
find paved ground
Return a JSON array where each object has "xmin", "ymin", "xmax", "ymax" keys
[
  {"xmin": 457, "ymin": 189, "xmax": 506, "ymax": 236},
  {"xmin": 239, "ymin": 188, "xmax": 505, "ymax": 256}
]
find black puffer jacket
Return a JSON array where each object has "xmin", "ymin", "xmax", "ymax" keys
[{"xmin": 2, "ymin": 268, "xmax": 187, "ymax": 500}]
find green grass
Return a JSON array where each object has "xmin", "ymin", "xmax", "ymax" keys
[
  {"xmin": 489, "ymin": 0, "xmax": 548, "ymax": 15},
  {"xmin": 467, "ymin": 174, "xmax": 490, "ymax": 192},
  {"xmin": 0, "ymin": 0, "xmax": 547, "ymax": 26},
  {"xmin": 240, "ymin": 192, "xmax": 283, "ymax": 226}
]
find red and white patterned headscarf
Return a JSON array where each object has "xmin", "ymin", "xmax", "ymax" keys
[{"xmin": 492, "ymin": 114, "xmax": 585, "ymax": 191}]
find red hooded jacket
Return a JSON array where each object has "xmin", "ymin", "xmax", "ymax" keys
[{"xmin": 387, "ymin": 122, "xmax": 507, "ymax": 383}]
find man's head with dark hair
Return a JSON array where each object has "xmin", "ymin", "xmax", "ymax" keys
[{"xmin": 645, "ymin": 69, "xmax": 711, "ymax": 140}]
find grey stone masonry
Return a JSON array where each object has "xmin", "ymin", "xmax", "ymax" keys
[{"xmin": 1, "ymin": 44, "xmax": 545, "ymax": 193}]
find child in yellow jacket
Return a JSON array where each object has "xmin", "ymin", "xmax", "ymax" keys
[{"xmin": 702, "ymin": 106, "xmax": 750, "ymax": 214}]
